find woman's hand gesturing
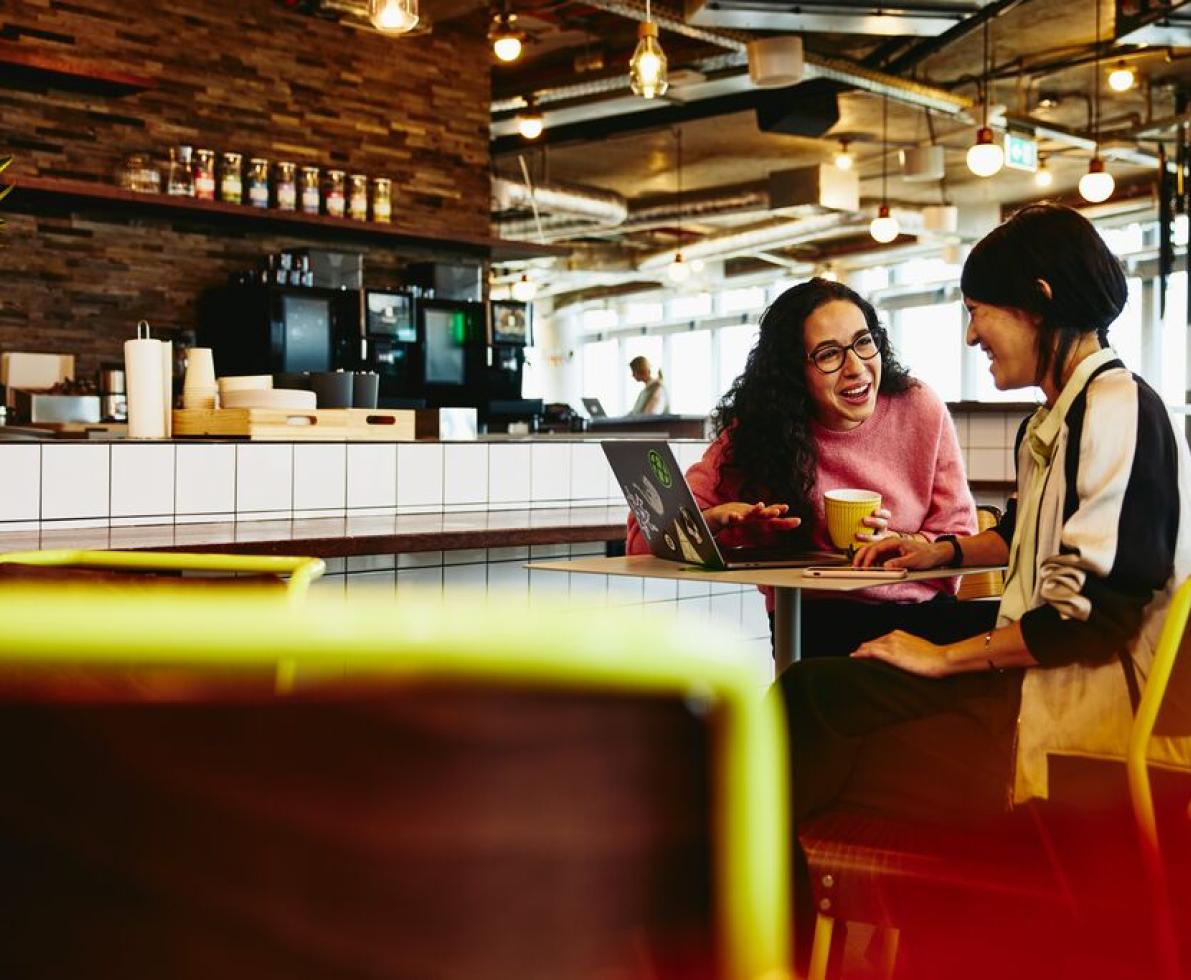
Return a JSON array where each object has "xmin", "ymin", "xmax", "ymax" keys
[{"xmin": 702, "ymin": 501, "xmax": 801, "ymax": 534}]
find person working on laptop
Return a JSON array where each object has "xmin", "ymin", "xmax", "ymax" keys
[
  {"xmin": 626, "ymin": 277, "xmax": 989, "ymax": 657},
  {"xmin": 627, "ymin": 356, "xmax": 669, "ymax": 415}
]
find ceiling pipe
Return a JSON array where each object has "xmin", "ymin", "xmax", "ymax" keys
[
  {"xmin": 491, "ymin": 175, "xmax": 629, "ymax": 226},
  {"xmin": 636, "ymin": 212, "xmax": 856, "ymax": 270}
]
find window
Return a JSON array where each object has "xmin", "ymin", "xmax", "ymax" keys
[
  {"xmin": 896, "ymin": 302, "xmax": 963, "ymax": 402},
  {"xmin": 718, "ymin": 286, "xmax": 766, "ymax": 315},
  {"xmin": 623, "ymin": 335, "xmax": 664, "ymax": 414},
  {"xmin": 1111, "ymin": 278, "xmax": 1143, "ymax": 373},
  {"xmin": 668, "ymin": 293, "xmax": 713, "ymax": 320},
  {"xmin": 668, "ymin": 330, "xmax": 713, "ymax": 415},
  {"xmin": 717, "ymin": 322, "xmax": 760, "ymax": 398},
  {"xmin": 624, "ymin": 301, "xmax": 663, "ymax": 326},
  {"xmin": 581, "ymin": 339, "xmax": 621, "ymax": 413},
  {"xmin": 1161, "ymin": 272, "xmax": 1188, "ymax": 404},
  {"xmin": 582, "ymin": 308, "xmax": 619, "ymax": 331}
]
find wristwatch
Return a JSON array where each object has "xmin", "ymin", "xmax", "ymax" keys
[{"xmin": 936, "ymin": 534, "xmax": 964, "ymax": 568}]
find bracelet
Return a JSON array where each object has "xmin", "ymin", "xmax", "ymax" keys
[{"xmin": 937, "ymin": 534, "xmax": 964, "ymax": 568}]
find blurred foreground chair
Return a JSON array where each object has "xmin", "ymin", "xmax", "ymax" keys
[
  {"xmin": 800, "ymin": 575, "xmax": 1191, "ymax": 980},
  {"xmin": 0, "ymin": 586, "xmax": 790, "ymax": 980},
  {"xmin": 0, "ymin": 549, "xmax": 325, "ymax": 598},
  {"xmin": 954, "ymin": 504, "xmax": 1004, "ymax": 602}
]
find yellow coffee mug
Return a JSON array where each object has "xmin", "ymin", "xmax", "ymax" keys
[{"xmin": 824, "ymin": 489, "xmax": 882, "ymax": 551}]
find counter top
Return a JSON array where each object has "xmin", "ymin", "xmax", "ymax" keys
[{"xmin": 0, "ymin": 506, "xmax": 631, "ymax": 559}]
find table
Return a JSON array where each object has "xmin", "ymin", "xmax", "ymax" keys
[{"xmin": 526, "ymin": 554, "xmax": 1002, "ymax": 671}]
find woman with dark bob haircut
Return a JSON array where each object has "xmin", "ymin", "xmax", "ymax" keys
[
  {"xmin": 787, "ymin": 204, "xmax": 1191, "ymax": 963},
  {"xmin": 627, "ymin": 276, "xmax": 987, "ymax": 658}
]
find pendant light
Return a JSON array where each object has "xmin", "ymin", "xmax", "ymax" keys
[
  {"xmin": 967, "ymin": 20, "xmax": 1005, "ymax": 177},
  {"xmin": 490, "ymin": 1, "xmax": 524, "ymax": 62},
  {"xmin": 1080, "ymin": 0, "xmax": 1115, "ymax": 203},
  {"xmin": 629, "ymin": 0, "xmax": 668, "ymax": 99},
  {"xmin": 369, "ymin": 0, "xmax": 418, "ymax": 34},
  {"xmin": 1034, "ymin": 157, "xmax": 1054, "ymax": 188},
  {"xmin": 834, "ymin": 139, "xmax": 854, "ymax": 171},
  {"xmin": 870, "ymin": 95, "xmax": 900, "ymax": 244},
  {"xmin": 1108, "ymin": 61, "xmax": 1135, "ymax": 92},
  {"xmin": 516, "ymin": 96, "xmax": 543, "ymax": 139},
  {"xmin": 667, "ymin": 126, "xmax": 690, "ymax": 283},
  {"xmin": 511, "ymin": 273, "xmax": 537, "ymax": 302}
]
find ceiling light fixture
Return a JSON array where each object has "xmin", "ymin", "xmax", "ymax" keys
[
  {"xmin": 489, "ymin": 2, "xmax": 524, "ymax": 62},
  {"xmin": 667, "ymin": 125, "xmax": 689, "ymax": 283},
  {"xmin": 629, "ymin": 0, "xmax": 668, "ymax": 99},
  {"xmin": 967, "ymin": 20, "xmax": 1004, "ymax": 177},
  {"xmin": 1080, "ymin": 0, "xmax": 1115, "ymax": 204},
  {"xmin": 834, "ymin": 139, "xmax": 854, "ymax": 171},
  {"xmin": 1108, "ymin": 60, "xmax": 1135, "ymax": 92},
  {"xmin": 511, "ymin": 273, "xmax": 537, "ymax": 302},
  {"xmin": 1034, "ymin": 157, "xmax": 1054, "ymax": 188},
  {"xmin": 369, "ymin": 0, "xmax": 418, "ymax": 34},
  {"xmin": 870, "ymin": 95, "xmax": 900, "ymax": 244},
  {"xmin": 516, "ymin": 97, "xmax": 543, "ymax": 139}
]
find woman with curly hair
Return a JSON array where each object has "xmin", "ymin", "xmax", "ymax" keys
[{"xmin": 627, "ymin": 277, "xmax": 990, "ymax": 658}]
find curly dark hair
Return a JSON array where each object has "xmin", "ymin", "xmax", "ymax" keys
[{"xmin": 711, "ymin": 277, "xmax": 916, "ymax": 530}]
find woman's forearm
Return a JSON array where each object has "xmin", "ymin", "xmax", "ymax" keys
[
  {"xmin": 952, "ymin": 528, "xmax": 1010, "ymax": 568},
  {"xmin": 942, "ymin": 620, "xmax": 1039, "ymax": 673}
]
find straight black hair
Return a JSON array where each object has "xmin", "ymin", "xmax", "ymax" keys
[{"xmin": 960, "ymin": 203, "xmax": 1127, "ymax": 390}]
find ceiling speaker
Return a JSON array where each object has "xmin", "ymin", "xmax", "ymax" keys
[
  {"xmin": 754, "ymin": 79, "xmax": 844, "ymax": 138},
  {"xmin": 747, "ymin": 36, "xmax": 804, "ymax": 88}
]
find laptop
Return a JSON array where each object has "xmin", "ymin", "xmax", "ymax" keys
[
  {"xmin": 602, "ymin": 441, "xmax": 846, "ymax": 570},
  {"xmin": 582, "ymin": 397, "xmax": 608, "ymax": 419}
]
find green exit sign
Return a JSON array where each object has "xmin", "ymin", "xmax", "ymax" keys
[{"xmin": 1004, "ymin": 132, "xmax": 1039, "ymax": 172}]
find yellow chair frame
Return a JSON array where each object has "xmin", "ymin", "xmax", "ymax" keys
[
  {"xmin": 0, "ymin": 585, "xmax": 792, "ymax": 980},
  {"xmin": 0, "ymin": 548, "xmax": 326, "ymax": 598}
]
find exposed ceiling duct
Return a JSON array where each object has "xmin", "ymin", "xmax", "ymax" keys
[
  {"xmin": 682, "ymin": 0, "xmax": 978, "ymax": 37},
  {"xmin": 491, "ymin": 176, "xmax": 629, "ymax": 226},
  {"xmin": 635, "ymin": 212, "xmax": 857, "ymax": 270}
]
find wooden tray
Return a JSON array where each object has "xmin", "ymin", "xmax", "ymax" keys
[{"xmin": 173, "ymin": 408, "xmax": 416, "ymax": 441}]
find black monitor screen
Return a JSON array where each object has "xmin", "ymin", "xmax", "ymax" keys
[
  {"xmin": 424, "ymin": 307, "xmax": 466, "ymax": 385},
  {"xmin": 491, "ymin": 301, "xmax": 531, "ymax": 346},
  {"xmin": 282, "ymin": 294, "xmax": 332, "ymax": 372},
  {"xmin": 367, "ymin": 291, "xmax": 416, "ymax": 342}
]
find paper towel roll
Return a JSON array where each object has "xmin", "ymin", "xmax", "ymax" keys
[
  {"xmin": 161, "ymin": 340, "xmax": 173, "ymax": 438},
  {"xmin": 125, "ymin": 336, "xmax": 165, "ymax": 439}
]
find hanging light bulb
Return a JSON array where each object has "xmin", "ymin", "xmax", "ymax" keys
[
  {"xmin": 869, "ymin": 204, "xmax": 899, "ymax": 244},
  {"xmin": 967, "ymin": 21, "xmax": 1003, "ymax": 178},
  {"xmin": 1108, "ymin": 61, "xmax": 1135, "ymax": 93},
  {"xmin": 690, "ymin": 258, "xmax": 705, "ymax": 273},
  {"xmin": 834, "ymin": 140, "xmax": 854, "ymax": 171},
  {"xmin": 369, "ymin": 0, "xmax": 418, "ymax": 34},
  {"xmin": 516, "ymin": 98, "xmax": 543, "ymax": 139},
  {"xmin": 967, "ymin": 127, "xmax": 1004, "ymax": 177},
  {"xmin": 629, "ymin": 0, "xmax": 668, "ymax": 100},
  {"xmin": 511, "ymin": 273, "xmax": 537, "ymax": 302},
  {"xmin": 489, "ymin": 7, "xmax": 524, "ymax": 62},
  {"xmin": 666, "ymin": 251, "xmax": 690, "ymax": 283},
  {"xmin": 819, "ymin": 266, "xmax": 839, "ymax": 282},
  {"xmin": 1034, "ymin": 158, "xmax": 1054, "ymax": 188},
  {"xmin": 1079, "ymin": 157, "xmax": 1115, "ymax": 203}
]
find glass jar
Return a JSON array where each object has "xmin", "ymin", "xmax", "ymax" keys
[
  {"xmin": 348, "ymin": 173, "xmax": 368, "ymax": 221},
  {"xmin": 247, "ymin": 157, "xmax": 270, "ymax": 209},
  {"xmin": 275, "ymin": 161, "xmax": 297, "ymax": 211},
  {"xmin": 117, "ymin": 153, "xmax": 161, "ymax": 194},
  {"xmin": 325, "ymin": 169, "xmax": 346, "ymax": 218},
  {"xmin": 371, "ymin": 176, "xmax": 392, "ymax": 223},
  {"xmin": 193, "ymin": 148, "xmax": 216, "ymax": 200},
  {"xmin": 167, "ymin": 145, "xmax": 195, "ymax": 197},
  {"xmin": 300, "ymin": 165, "xmax": 321, "ymax": 215},
  {"xmin": 219, "ymin": 152, "xmax": 243, "ymax": 204}
]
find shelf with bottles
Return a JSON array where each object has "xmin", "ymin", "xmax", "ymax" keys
[
  {"xmin": 5, "ymin": 173, "xmax": 566, "ymax": 261},
  {"xmin": 0, "ymin": 40, "xmax": 155, "ymax": 95}
]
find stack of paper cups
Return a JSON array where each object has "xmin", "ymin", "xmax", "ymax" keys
[
  {"xmin": 182, "ymin": 347, "xmax": 218, "ymax": 410},
  {"xmin": 124, "ymin": 321, "xmax": 166, "ymax": 439}
]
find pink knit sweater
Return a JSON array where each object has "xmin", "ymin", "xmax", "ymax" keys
[{"xmin": 627, "ymin": 383, "xmax": 977, "ymax": 610}]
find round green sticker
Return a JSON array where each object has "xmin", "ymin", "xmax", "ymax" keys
[{"xmin": 648, "ymin": 450, "xmax": 672, "ymax": 488}]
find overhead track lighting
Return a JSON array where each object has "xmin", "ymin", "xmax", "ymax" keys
[
  {"xmin": 869, "ymin": 95, "xmax": 900, "ymax": 244},
  {"xmin": 516, "ymin": 97, "xmax": 543, "ymax": 139},
  {"xmin": 629, "ymin": 0, "xmax": 668, "ymax": 99},
  {"xmin": 967, "ymin": 21, "xmax": 1004, "ymax": 177},
  {"xmin": 1108, "ymin": 61, "xmax": 1135, "ymax": 93},
  {"xmin": 369, "ymin": 0, "xmax": 418, "ymax": 34},
  {"xmin": 490, "ymin": 3, "xmax": 524, "ymax": 62},
  {"xmin": 1080, "ymin": 0, "xmax": 1115, "ymax": 204}
]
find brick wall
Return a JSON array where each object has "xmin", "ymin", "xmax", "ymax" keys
[{"xmin": 0, "ymin": 0, "xmax": 491, "ymax": 376}]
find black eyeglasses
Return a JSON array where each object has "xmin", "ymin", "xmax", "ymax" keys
[{"xmin": 807, "ymin": 333, "xmax": 880, "ymax": 374}]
